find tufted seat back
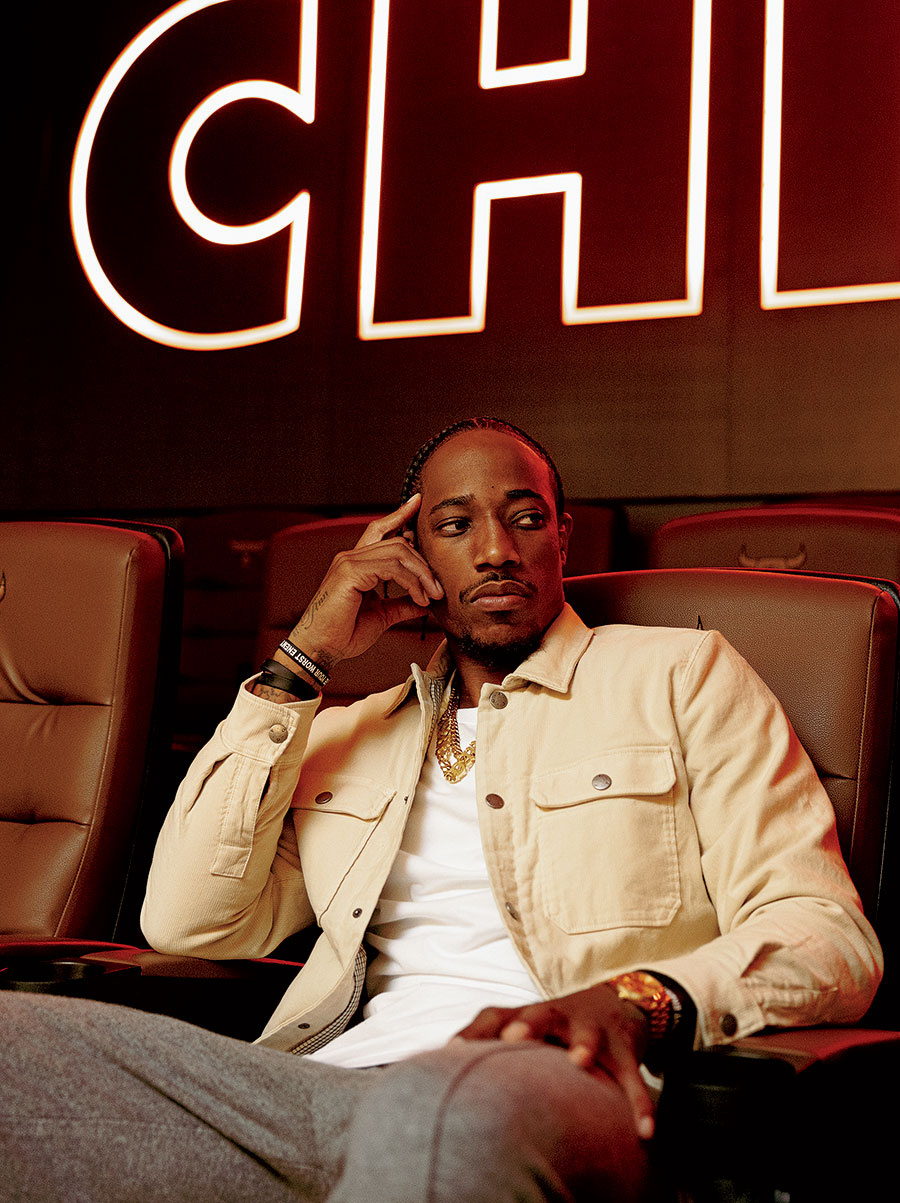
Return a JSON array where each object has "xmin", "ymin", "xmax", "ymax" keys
[{"xmin": 0, "ymin": 521, "xmax": 180, "ymax": 938}]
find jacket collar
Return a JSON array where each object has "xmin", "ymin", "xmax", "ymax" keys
[
  {"xmin": 500, "ymin": 603, "xmax": 594, "ymax": 693},
  {"xmin": 385, "ymin": 603, "xmax": 593, "ymax": 715}
]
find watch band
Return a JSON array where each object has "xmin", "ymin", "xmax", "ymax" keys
[{"xmin": 605, "ymin": 970, "xmax": 675, "ymax": 1041}]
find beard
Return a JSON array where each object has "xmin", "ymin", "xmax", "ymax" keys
[{"xmin": 452, "ymin": 624, "xmax": 546, "ymax": 673}]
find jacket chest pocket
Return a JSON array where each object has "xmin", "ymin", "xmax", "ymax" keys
[
  {"xmin": 291, "ymin": 774, "xmax": 395, "ymax": 915},
  {"xmin": 532, "ymin": 747, "xmax": 680, "ymax": 934}
]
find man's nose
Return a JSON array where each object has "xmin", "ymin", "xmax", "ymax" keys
[{"xmin": 474, "ymin": 519, "xmax": 520, "ymax": 569}]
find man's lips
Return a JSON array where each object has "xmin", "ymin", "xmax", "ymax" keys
[{"xmin": 464, "ymin": 579, "xmax": 536, "ymax": 604}]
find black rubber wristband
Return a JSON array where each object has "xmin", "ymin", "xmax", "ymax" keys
[
  {"xmin": 258, "ymin": 659, "xmax": 320, "ymax": 701},
  {"xmin": 278, "ymin": 638, "xmax": 330, "ymax": 686}
]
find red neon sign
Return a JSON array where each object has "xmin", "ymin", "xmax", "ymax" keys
[
  {"xmin": 72, "ymin": 0, "xmax": 710, "ymax": 351},
  {"xmin": 359, "ymin": 0, "xmax": 711, "ymax": 339},
  {"xmin": 71, "ymin": 0, "xmax": 317, "ymax": 351},
  {"xmin": 760, "ymin": 0, "xmax": 900, "ymax": 310}
]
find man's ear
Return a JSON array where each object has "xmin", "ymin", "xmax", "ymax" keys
[{"xmin": 558, "ymin": 512, "xmax": 573, "ymax": 566}]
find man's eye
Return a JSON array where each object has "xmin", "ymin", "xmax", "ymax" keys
[
  {"xmin": 436, "ymin": 517, "xmax": 468, "ymax": 535},
  {"xmin": 514, "ymin": 511, "xmax": 546, "ymax": 528}
]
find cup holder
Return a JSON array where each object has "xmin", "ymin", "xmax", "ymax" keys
[{"xmin": 0, "ymin": 957, "xmax": 139, "ymax": 997}]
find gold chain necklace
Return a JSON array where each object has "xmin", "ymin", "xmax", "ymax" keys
[{"xmin": 435, "ymin": 684, "xmax": 476, "ymax": 783}]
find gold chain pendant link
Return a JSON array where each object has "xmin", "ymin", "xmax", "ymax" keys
[{"xmin": 435, "ymin": 684, "xmax": 476, "ymax": 783}]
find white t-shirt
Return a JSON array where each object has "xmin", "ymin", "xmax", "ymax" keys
[{"xmin": 308, "ymin": 706, "xmax": 542, "ymax": 1067}]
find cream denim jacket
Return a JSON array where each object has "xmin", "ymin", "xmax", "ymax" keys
[{"xmin": 143, "ymin": 606, "xmax": 882, "ymax": 1054}]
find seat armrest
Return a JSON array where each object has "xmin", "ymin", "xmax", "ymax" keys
[
  {"xmin": 0, "ymin": 939, "xmax": 301, "ymax": 1042},
  {"xmin": 0, "ymin": 938, "xmax": 136, "ymax": 958},
  {"xmin": 80, "ymin": 948, "xmax": 303, "ymax": 1040},
  {"xmin": 708, "ymin": 1025, "xmax": 900, "ymax": 1069},
  {"xmin": 656, "ymin": 1028, "xmax": 900, "ymax": 1197}
]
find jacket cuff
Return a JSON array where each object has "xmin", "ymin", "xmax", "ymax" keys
[
  {"xmin": 218, "ymin": 674, "xmax": 321, "ymax": 766},
  {"xmin": 637, "ymin": 954, "xmax": 767, "ymax": 1049}
]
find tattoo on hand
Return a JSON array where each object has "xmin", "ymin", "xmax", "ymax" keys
[{"xmin": 299, "ymin": 590, "xmax": 328, "ymax": 630}]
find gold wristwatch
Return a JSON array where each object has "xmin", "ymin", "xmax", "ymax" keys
[{"xmin": 606, "ymin": 970, "xmax": 677, "ymax": 1041}]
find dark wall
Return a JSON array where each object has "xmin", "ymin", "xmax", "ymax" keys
[{"xmin": 5, "ymin": 0, "xmax": 900, "ymax": 513}]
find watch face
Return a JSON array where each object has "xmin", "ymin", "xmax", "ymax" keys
[
  {"xmin": 610, "ymin": 973, "xmax": 672, "ymax": 1038},
  {"xmin": 619, "ymin": 972, "xmax": 660, "ymax": 1000}
]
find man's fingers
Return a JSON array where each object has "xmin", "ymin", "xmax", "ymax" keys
[
  {"xmin": 454, "ymin": 1006, "xmax": 518, "ymax": 1041},
  {"xmin": 356, "ymin": 494, "xmax": 422, "ymax": 548},
  {"xmin": 577, "ymin": 1022, "xmax": 655, "ymax": 1142},
  {"xmin": 499, "ymin": 1019, "xmax": 533, "ymax": 1043},
  {"xmin": 364, "ymin": 554, "xmax": 441, "ymax": 606},
  {"xmin": 609, "ymin": 1057, "xmax": 656, "ymax": 1141},
  {"xmin": 563, "ymin": 1014, "xmax": 601, "ymax": 1067},
  {"xmin": 498, "ymin": 1003, "xmax": 562, "ymax": 1046},
  {"xmin": 342, "ymin": 496, "xmax": 446, "ymax": 603},
  {"xmin": 381, "ymin": 597, "xmax": 431, "ymax": 629},
  {"xmin": 334, "ymin": 540, "xmax": 443, "ymax": 604},
  {"xmin": 456, "ymin": 994, "xmax": 656, "ymax": 1141}
]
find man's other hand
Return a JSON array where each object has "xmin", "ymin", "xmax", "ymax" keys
[
  {"xmin": 285, "ymin": 495, "xmax": 444, "ymax": 671},
  {"xmin": 452, "ymin": 983, "xmax": 655, "ymax": 1140}
]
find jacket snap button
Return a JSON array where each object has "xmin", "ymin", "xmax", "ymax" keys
[
  {"xmin": 352, "ymin": 908, "xmax": 363, "ymax": 918},
  {"xmin": 592, "ymin": 773, "xmax": 612, "ymax": 791},
  {"xmin": 314, "ymin": 792, "xmax": 333, "ymax": 805},
  {"xmin": 505, "ymin": 902, "xmax": 520, "ymax": 921},
  {"xmin": 485, "ymin": 793, "xmax": 505, "ymax": 809},
  {"xmin": 719, "ymin": 1013, "xmax": 738, "ymax": 1037},
  {"xmin": 489, "ymin": 690, "xmax": 508, "ymax": 709},
  {"xmin": 268, "ymin": 723, "xmax": 289, "ymax": 744}
]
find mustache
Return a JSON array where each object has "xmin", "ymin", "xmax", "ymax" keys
[{"xmin": 459, "ymin": 572, "xmax": 537, "ymax": 604}]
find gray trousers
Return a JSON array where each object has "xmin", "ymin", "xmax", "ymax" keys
[{"xmin": 0, "ymin": 992, "xmax": 647, "ymax": 1203}]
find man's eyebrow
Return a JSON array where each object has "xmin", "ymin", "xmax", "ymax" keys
[
  {"xmin": 506, "ymin": 489, "xmax": 548, "ymax": 505},
  {"xmin": 428, "ymin": 493, "xmax": 473, "ymax": 515},
  {"xmin": 428, "ymin": 488, "xmax": 549, "ymax": 516}
]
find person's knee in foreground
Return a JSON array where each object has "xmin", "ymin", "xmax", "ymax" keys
[
  {"xmin": 3, "ymin": 418, "xmax": 883, "ymax": 1200},
  {"xmin": 331, "ymin": 1040, "xmax": 647, "ymax": 1203}
]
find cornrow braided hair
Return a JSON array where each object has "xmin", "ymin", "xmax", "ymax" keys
[{"xmin": 400, "ymin": 417, "xmax": 565, "ymax": 517}]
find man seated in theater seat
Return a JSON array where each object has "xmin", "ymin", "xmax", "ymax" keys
[{"xmin": 0, "ymin": 419, "xmax": 882, "ymax": 1203}]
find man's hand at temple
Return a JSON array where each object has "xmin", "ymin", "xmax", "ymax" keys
[
  {"xmin": 453, "ymin": 983, "xmax": 656, "ymax": 1140},
  {"xmin": 258, "ymin": 496, "xmax": 443, "ymax": 697}
]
